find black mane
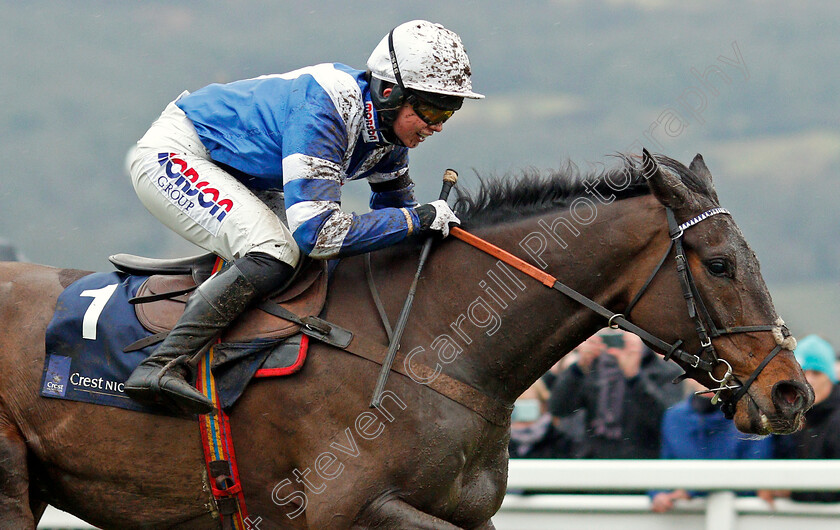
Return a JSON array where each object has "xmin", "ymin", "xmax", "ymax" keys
[{"xmin": 452, "ymin": 154, "xmax": 711, "ymax": 226}]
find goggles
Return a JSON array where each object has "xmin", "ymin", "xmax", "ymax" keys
[{"xmin": 406, "ymin": 92, "xmax": 455, "ymax": 125}]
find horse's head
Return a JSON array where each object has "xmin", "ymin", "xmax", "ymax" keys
[{"xmin": 630, "ymin": 149, "xmax": 812, "ymax": 435}]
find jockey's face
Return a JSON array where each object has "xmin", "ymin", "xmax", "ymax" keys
[{"xmin": 383, "ymin": 87, "xmax": 445, "ymax": 148}]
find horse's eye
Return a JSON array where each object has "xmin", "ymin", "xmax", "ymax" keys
[{"xmin": 706, "ymin": 258, "xmax": 730, "ymax": 277}]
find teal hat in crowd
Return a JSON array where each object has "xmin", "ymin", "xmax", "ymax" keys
[{"xmin": 794, "ymin": 334, "xmax": 838, "ymax": 383}]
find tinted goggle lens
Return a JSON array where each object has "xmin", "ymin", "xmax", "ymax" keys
[{"xmin": 409, "ymin": 96, "xmax": 455, "ymax": 125}]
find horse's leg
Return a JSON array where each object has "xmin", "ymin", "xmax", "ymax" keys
[
  {"xmin": 353, "ymin": 497, "xmax": 464, "ymax": 529},
  {"xmin": 0, "ymin": 416, "xmax": 35, "ymax": 529}
]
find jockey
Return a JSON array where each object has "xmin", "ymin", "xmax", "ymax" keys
[{"xmin": 123, "ymin": 20, "xmax": 483, "ymax": 414}]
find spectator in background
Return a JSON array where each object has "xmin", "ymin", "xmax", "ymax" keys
[
  {"xmin": 548, "ymin": 330, "xmax": 683, "ymax": 459},
  {"xmin": 0, "ymin": 238, "xmax": 24, "ymax": 261},
  {"xmin": 650, "ymin": 378, "xmax": 775, "ymax": 513},
  {"xmin": 509, "ymin": 378, "xmax": 578, "ymax": 459},
  {"xmin": 775, "ymin": 334, "xmax": 840, "ymax": 503}
]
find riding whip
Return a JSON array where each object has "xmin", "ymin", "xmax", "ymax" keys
[{"xmin": 370, "ymin": 169, "xmax": 459, "ymax": 408}]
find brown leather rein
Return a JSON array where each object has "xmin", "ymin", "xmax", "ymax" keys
[{"xmin": 448, "ymin": 206, "xmax": 789, "ymax": 419}]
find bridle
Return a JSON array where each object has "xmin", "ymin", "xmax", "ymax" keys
[
  {"xmin": 621, "ymin": 206, "xmax": 788, "ymax": 418},
  {"xmin": 449, "ymin": 205, "xmax": 792, "ymax": 419}
]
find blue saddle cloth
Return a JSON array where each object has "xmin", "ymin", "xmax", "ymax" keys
[{"xmin": 40, "ymin": 271, "xmax": 304, "ymax": 415}]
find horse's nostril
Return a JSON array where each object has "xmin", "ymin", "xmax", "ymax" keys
[
  {"xmin": 772, "ymin": 381, "xmax": 810, "ymax": 413},
  {"xmin": 780, "ymin": 385, "xmax": 799, "ymax": 405}
]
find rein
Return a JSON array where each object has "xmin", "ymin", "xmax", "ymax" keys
[{"xmin": 448, "ymin": 206, "xmax": 789, "ymax": 419}]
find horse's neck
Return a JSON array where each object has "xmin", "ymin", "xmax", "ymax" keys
[{"xmin": 420, "ymin": 195, "xmax": 665, "ymax": 403}]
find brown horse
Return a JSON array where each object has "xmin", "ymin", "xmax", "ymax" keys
[{"xmin": 0, "ymin": 152, "xmax": 812, "ymax": 529}]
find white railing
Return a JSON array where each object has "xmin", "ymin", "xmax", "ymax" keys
[
  {"xmin": 507, "ymin": 459, "xmax": 840, "ymax": 490},
  {"xmin": 37, "ymin": 460, "xmax": 840, "ymax": 530},
  {"xmin": 499, "ymin": 459, "xmax": 840, "ymax": 530},
  {"xmin": 38, "ymin": 507, "xmax": 95, "ymax": 529}
]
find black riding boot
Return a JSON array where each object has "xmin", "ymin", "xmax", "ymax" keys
[{"xmin": 124, "ymin": 253, "xmax": 296, "ymax": 414}]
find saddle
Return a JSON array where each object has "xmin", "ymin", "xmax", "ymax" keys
[{"xmin": 109, "ymin": 253, "xmax": 328, "ymax": 343}]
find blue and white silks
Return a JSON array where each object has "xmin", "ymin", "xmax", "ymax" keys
[{"xmin": 176, "ymin": 63, "xmax": 420, "ymax": 259}]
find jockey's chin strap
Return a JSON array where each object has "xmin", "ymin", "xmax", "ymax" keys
[{"xmin": 449, "ymin": 206, "xmax": 791, "ymax": 419}]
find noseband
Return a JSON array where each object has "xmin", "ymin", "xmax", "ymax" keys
[{"xmin": 450, "ymin": 206, "xmax": 792, "ymax": 419}]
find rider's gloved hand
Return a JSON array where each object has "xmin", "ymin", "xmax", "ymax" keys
[{"xmin": 414, "ymin": 200, "xmax": 460, "ymax": 238}]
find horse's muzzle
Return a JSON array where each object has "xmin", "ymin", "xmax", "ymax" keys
[{"xmin": 745, "ymin": 380, "xmax": 813, "ymax": 435}]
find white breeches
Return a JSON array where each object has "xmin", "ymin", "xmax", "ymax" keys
[{"xmin": 127, "ymin": 96, "xmax": 300, "ymax": 266}]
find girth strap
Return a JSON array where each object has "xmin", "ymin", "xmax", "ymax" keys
[
  {"xmin": 257, "ymin": 299, "xmax": 353, "ymax": 350},
  {"xmin": 123, "ymin": 284, "xmax": 511, "ymax": 425},
  {"xmin": 341, "ymin": 333, "xmax": 513, "ymax": 427},
  {"xmin": 122, "ymin": 299, "xmax": 352, "ymax": 352},
  {"xmin": 260, "ymin": 301, "xmax": 511, "ymax": 426}
]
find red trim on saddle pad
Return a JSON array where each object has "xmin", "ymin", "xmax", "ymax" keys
[{"xmin": 254, "ymin": 334, "xmax": 309, "ymax": 378}]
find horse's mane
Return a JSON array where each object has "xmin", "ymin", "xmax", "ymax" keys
[{"xmin": 452, "ymin": 154, "xmax": 712, "ymax": 227}]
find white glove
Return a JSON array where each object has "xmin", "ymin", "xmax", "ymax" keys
[{"xmin": 414, "ymin": 200, "xmax": 461, "ymax": 238}]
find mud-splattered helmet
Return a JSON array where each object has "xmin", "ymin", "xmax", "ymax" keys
[{"xmin": 367, "ymin": 20, "xmax": 482, "ymax": 143}]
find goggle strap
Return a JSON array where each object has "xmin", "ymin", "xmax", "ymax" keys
[
  {"xmin": 388, "ymin": 27, "xmax": 455, "ymax": 126},
  {"xmin": 387, "ymin": 29, "xmax": 405, "ymax": 90}
]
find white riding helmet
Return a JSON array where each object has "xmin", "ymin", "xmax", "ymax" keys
[{"xmin": 367, "ymin": 20, "xmax": 484, "ymax": 100}]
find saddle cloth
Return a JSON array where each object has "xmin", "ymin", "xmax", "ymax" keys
[{"xmin": 40, "ymin": 270, "xmax": 313, "ymax": 415}]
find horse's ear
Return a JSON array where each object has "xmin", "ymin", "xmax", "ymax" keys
[
  {"xmin": 642, "ymin": 148, "xmax": 696, "ymax": 212},
  {"xmin": 688, "ymin": 153, "xmax": 720, "ymax": 204},
  {"xmin": 689, "ymin": 154, "xmax": 712, "ymax": 181}
]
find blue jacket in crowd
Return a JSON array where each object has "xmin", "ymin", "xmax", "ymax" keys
[{"xmin": 650, "ymin": 395, "xmax": 773, "ymax": 498}]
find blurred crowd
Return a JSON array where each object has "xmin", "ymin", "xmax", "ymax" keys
[
  {"xmin": 0, "ymin": 238, "xmax": 24, "ymax": 262},
  {"xmin": 509, "ymin": 329, "xmax": 840, "ymax": 509}
]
